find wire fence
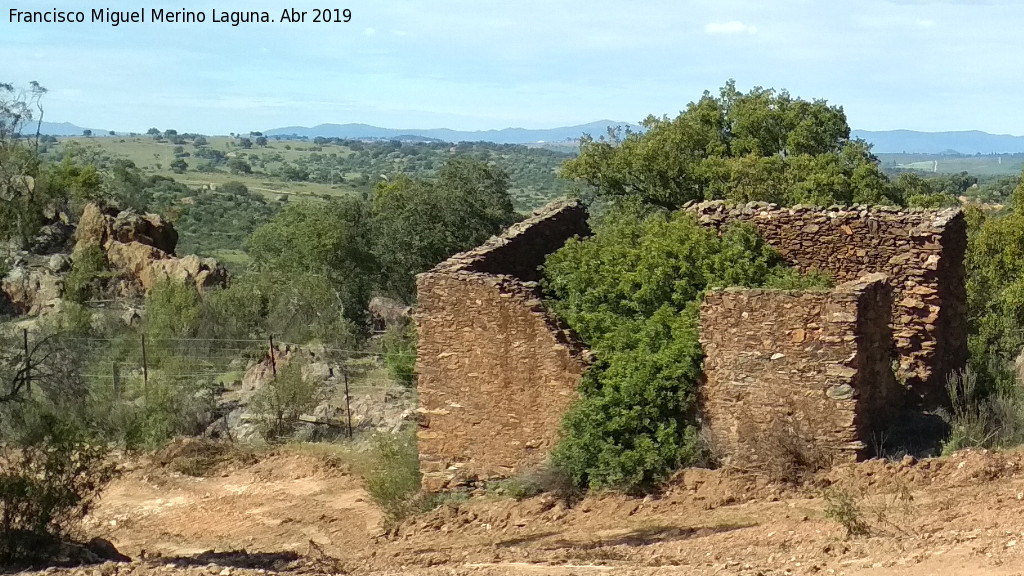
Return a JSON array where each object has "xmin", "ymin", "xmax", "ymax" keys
[{"xmin": 5, "ymin": 328, "xmax": 418, "ymax": 440}]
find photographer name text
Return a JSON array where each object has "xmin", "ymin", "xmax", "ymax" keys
[{"xmin": 8, "ymin": 7, "xmax": 352, "ymax": 26}]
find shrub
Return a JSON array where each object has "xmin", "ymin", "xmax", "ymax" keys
[
  {"xmin": 144, "ymin": 280, "xmax": 203, "ymax": 340},
  {"xmin": 248, "ymin": 360, "xmax": 322, "ymax": 441},
  {"xmin": 494, "ymin": 464, "xmax": 582, "ymax": 504},
  {"xmin": 79, "ymin": 339, "xmax": 219, "ymax": 451},
  {"xmin": 154, "ymin": 438, "xmax": 258, "ymax": 477},
  {"xmin": 941, "ymin": 368, "xmax": 1024, "ymax": 454},
  {"xmin": 63, "ymin": 245, "xmax": 110, "ymax": 304},
  {"xmin": 364, "ymin": 429, "xmax": 422, "ymax": 522},
  {"xmin": 0, "ymin": 411, "xmax": 117, "ymax": 562},
  {"xmin": 381, "ymin": 324, "xmax": 416, "ymax": 388},
  {"xmin": 823, "ymin": 488, "xmax": 869, "ymax": 538},
  {"xmin": 543, "ymin": 211, "xmax": 830, "ymax": 493},
  {"xmin": 964, "ymin": 180, "xmax": 1024, "ymax": 393}
]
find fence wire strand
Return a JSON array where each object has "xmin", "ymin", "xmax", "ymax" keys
[{"xmin": 7, "ymin": 330, "xmax": 414, "ymax": 438}]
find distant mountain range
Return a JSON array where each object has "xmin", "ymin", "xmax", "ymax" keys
[
  {"xmin": 851, "ymin": 130, "xmax": 1024, "ymax": 155},
  {"xmin": 25, "ymin": 120, "xmax": 1024, "ymax": 155},
  {"xmin": 262, "ymin": 121, "xmax": 642, "ymax": 144},
  {"xmin": 25, "ymin": 121, "xmax": 107, "ymax": 137},
  {"xmin": 266, "ymin": 124, "xmax": 1024, "ymax": 154}
]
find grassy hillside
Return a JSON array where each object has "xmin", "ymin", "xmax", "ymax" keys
[
  {"xmin": 877, "ymin": 152, "xmax": 1024, "ymax": 177},
  {"xmin": 46, "ymin": 135, "xmax": 576, "ymax": 212}
]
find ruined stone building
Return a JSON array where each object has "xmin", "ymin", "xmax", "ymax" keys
[
  {"xmin": 414, "ymin": 200, "xmax": 967, "ymax": 489},
  {"xmin": 414, "ymin": 201, "xmax": 591, "ymax": 491}
]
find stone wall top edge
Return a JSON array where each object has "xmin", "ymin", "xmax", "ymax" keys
[
  {"xmin": 415, "ymin": 268, "xmax": 536, "ymax": 287},
  {"xmin": 682, "ymin": 200, "xmax": 962, "ymax": 223},
  {"xmin": 423, "ymin": 199, "xmax": 585, "ymax": 276},
  {"xmin": 704, "ymin": 272, "xmax": 889, "ymax": 300}
]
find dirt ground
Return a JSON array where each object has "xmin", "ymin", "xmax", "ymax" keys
[{"xmin": 20, "ymin": 446, "xmax": 1024, "ymax": 576}]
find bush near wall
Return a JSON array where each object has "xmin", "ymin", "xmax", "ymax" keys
[{"xmin": 542, "ymin": 209, "xmax": 830, "ymax": 493}]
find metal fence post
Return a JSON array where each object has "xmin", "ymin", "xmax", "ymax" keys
[
  {"xmin": 268, "ymin": 335, "xmax": 278, "ymax": 377},
  {"xmin": 344, "ymin": 368, "xmax": 353, "ymax": 439},
  {"xmin": 22, "ymin": 328, "xmax": 30, "ymax": 394},
  {"xmin": 141, "ymin": 334, "xmax": 149, "ymax": 407}
]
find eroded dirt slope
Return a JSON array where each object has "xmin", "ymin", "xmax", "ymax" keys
[{"xmin": 25, "ymin": 447, "xmax": 1024, "ymax": 576}]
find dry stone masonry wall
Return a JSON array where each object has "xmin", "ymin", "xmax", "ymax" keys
[
  {"xmin": 414, "ymin": 201, "xmax": 591, "ymax": 491},
  {"xmin": 415, "ymin": 200, "xmax": 969, "ymax": 488},
  {"xmin": 700, "ymin": 274, "xmax": 901, "ymax": 465},
  {"xmin": 687, "ymin": 201, "xmax": 966, "ymax": 408}
]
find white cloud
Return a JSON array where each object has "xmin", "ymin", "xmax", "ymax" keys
[
  {"xmin": 916, "ymin": 19, "xmax": 936, "ymax": 27},
  {"xmin": 705, "ymin": 20, "xmax": 757, "ymax": 35},
  {"xmin": 364, "ymin": 27, "xmax": 377, "ymax": 36}
]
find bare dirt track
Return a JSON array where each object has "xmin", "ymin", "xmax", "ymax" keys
[{"xmin": 22, "ymin": 447, "xmax": 1024, "ymax": 576}]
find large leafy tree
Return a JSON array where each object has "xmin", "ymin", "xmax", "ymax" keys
[
  {"xmin": 562, "ymin": 81, "xmax": 902, "ymax": 209},
  {"xmin": 372, "ymin": 156, "xmax": 519, "ymax": 301},
  {"xmin": 247, "ymin": 197, "xmax": 377, "ymax": 329},
  {"xmin": 965, "ymin": 176, "xmax": 1024, "ymax": 390}
]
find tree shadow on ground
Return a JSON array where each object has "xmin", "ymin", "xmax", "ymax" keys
[
  {"xmin": 543, "ymin": 522, "xmax": 755, "ymax": 550},
  {"xmin": 494, "ymin": 531, "xmax": 562, "ymax": 548},
  {"xmin": 153, "ymin": 547, "xmax": 344, "ymax": 573}
]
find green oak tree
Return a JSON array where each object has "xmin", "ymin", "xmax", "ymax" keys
[
  {"xmin": 562, "ymin": 80, "xmax": 903, "ymax": 209},
  {"xmin": 371, "ymin": 156, "xmax": 519, "ymax": 301}
]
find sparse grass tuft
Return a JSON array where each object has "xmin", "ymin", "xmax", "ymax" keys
[
  {"xmin": 493, "ymin": 465, "xmax": 583, "ymax": 504},
  {"xmin": 155, "ymin": 438, "xmax": 258, "ymax": 477},
  {"xmin": 740, "ymin": 417, "xmax": 827, "ymax": 484},
  {"xmin": 941, "ymin": 367, "xmax": 1024, "ymax": 454}
]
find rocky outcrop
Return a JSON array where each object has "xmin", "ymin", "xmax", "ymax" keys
[
  {"xmin": 75, "ymin": 203, "xmax": 225, "ymax": 295},
  {"xmin": 369, "ymin": 296, "xmax": 411, "ymax": 332},
  {"xmin": 30, "ymin": 219, "xmax": 75, "ymax": 254},
  {"xmin": 2, "ymin": 266, "xmax": 63, "ymax": 315},
  {"xmin": 76, "ymin": 203, "xmax": 177, "ymax": 255}
]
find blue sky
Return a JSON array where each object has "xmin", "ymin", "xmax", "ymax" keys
[{"xmin": 3, "ymin": 0, "xmax": 1024, "ymax": 135}]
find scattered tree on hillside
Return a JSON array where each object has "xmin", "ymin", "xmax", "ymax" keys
[
  {"xmin": 227, "ymin": 157, "xmax": 251, "ymax": 174},
  {"xmin": 372, "ymin": 156, "xmax": 519, "ymax": 300},
  {"xmin": 248, "ymin": 197, "xmax": 377, "ymax": 329},
  {"xmin": 0, "ymin": 82, "xmax": 64, "ymax": 247}
]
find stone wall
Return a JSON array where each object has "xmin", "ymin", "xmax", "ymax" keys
[
  {"xmin": 700, "ymin": 274, "xmax": 901, "ymax": 465},
  {"xmin": 414, "ymin": 201, "xmax": 591, "ymax": 491},
  {"xmin": 688, "ymin": 202, "xmax": 966, "ymax": 407}
]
